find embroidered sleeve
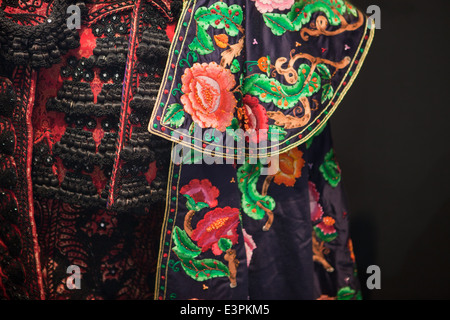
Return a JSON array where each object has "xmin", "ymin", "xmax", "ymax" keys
[{"xmin": 148, "ymin": 0, "xmax": 375, "ymax": 157}]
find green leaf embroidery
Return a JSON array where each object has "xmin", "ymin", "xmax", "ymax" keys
[
  {"xmin": 344, "ymin": 2, "xmax": 359, "ymax": 17},
  {"xmin": 316, "ymin": 63, "xmax": 334, "ymax": 103},
  {"xmin": 195, "ymin": 3, "xmax": 243, "ymax": 37},
  {"xmin": 243, "ymin": 64, "xmax": 321, "ymax": 109},
  {"xmin": 181, "ymin": 148, "xmax": 203, "ymax": 164},
  {"xmin": 305, "ymin": 123, "xmax": 326, "ymax": 149},
  {"xmin": 268, "ymin": 125, "xmax": 287, "ymax": 142},
  {"xmin": 237, "ymin": 161, "xmax": 276, "ymax": 220},
  {"xmin": 319, "ymin": 149, "xmax": 341, "ymax": 187},
  {"xmin": 226, "ymin": 118, "xmax": 242, "ymax": 142},
  {"xmin": 189, "ymin": 2, "xmax": 244, "ymax": 55},
  {"xmin": 171, "ymin": 224, "xmax": 231, "ymax": 283},
  {"xmin": 262, "ymin": 13, "xmax": 296, "ymax": 36},
  {"xmin": 321, "ymin": 83, "xmax": 334, "ymax": 104},
  {"xmin": 163, "ymin": 103, "xmax": 185, "ymax": 128},
  {"xmin": 184, "ymin": 194, "xmax": 209, "ymax": 211},
  {"xmin": 218, "ymin": 238, "xmax": 233, "ymax": 252},
  {"xmin": 180, "ymin": 258, "xmax": 230, "ymax": 282},
  {"xmin": 262, "ymin": 1, "xmax": 344, "ymax": 36},
  {"xmin": 230, "ymin": 59, "xmax": 240, "ymax": 73},
  {"xmin": 287, "ymin": 2, "xmax": 309, "ymax": 28},
  {"xmin": 188, "ymin": 25, "xmax": 214, "ymax": 55},
  {"xmin": 316, "ymin": 63, "xmax": 332, "ymax": 80},
  {"xmin": 337, "ymin": 286, "xmax": 362, "ymax": 300},
  {"xmin": 299, "ymin": 64, "xmax": 321, "ymax": 98},
  {"xmin": 172, "ymin": 226, "xmax": 202, "ymax": 260},
  {"xmin": 188, "ymin": 122, "xmax": 195, "ymax": 135}
]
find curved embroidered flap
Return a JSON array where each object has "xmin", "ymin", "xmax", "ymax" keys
[{"xmin": 148, "ymin": 0, "xmax": 375, "ymax": 157}]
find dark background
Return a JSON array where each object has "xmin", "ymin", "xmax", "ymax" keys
[{"xmin": 330, "ymin": 0, "xmax": 450, "ymax": 299}]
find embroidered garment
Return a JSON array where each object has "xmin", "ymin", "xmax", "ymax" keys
[
  {"xmin": 0, "ymin": 0, "xmax": 374, "ymax": 300},
  {"xmin": 0, "ymin": 0, "xmax": 179, "ymax": 299},
  {"xmin": 148, "ymin": 0, "xmax": 374, "ymax": 300}
]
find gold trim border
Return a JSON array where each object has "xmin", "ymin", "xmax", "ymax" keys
[{"xmin": 153, "ymin": 143, "xmax": 183, "ymax": 300}]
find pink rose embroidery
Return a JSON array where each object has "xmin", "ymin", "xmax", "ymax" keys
[
  {"xmin": 309, "ymin": 181, "xmax": 324, "ymax": 222},
  {"xmin": 251, "ymin": 0, "xmax": 295, "ymax": 14}
]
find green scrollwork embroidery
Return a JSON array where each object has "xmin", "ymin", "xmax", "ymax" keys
[
  {"xmin": 168, "ymin": 259, "xmax": 181, "ymax": 272},
  {"xmin": 179, "ymin": 50, "xmax": 199, "ymax": 68}
]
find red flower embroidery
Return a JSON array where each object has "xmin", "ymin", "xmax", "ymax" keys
[
  {"xmin": 180, "ymin": 62, "xmax": 237, "ymax": 132},
  {"xmin": 240, "ymin": 95, "xmax": 269, "ymax": 143},
  {"xmin": 191, "ymin": 207, "xmax": 240, "ymax": 255},
  {"xmin": 180, "ymin": 179, "xmax": 220, "ymax": 208}
]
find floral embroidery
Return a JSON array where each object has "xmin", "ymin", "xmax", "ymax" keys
[
  {"xmin": 309, "ymin": 181, "xmax": 324, "ymax": 222},
  {"xmin": 251, "ymin": 0, "xmax": 295, "ymax": 14},
  {"xmin": 314, "ymin": 216, "xmax": 338, "ymax": 242},
  {"xmin": 243, "ymin": 56, "xmax": 271, "ymax": 75},
  {"xmin": 171, "ymin": 226, "xmax": 231, "ymax": 282},
  {"xmin": 243, "ymin": 64, "xmax": 322, "ymax": 110},
  {"xmin": 188, "ymin": 2, "xmax": 244, "ymax": 55},
  {"xmin": 273, "ymin": 147, "xmax": 305, "ymax": 187},
  {"xmin": 257, "ymin": 56, "xmax": 270, "ymax": 73},
  {"xmin": 180, "ymin": 178, "xmax": 220, "ymax": 209},
  {"xmin": 191, "ymin": 207, "xmax": 240, "ymax": 255},
  {"xmin": 149, "ymin": 0, "xmax": 374, "ymax": 160},
  {"xmin": 319, "ymin": 149, "xmax": 341, "ymax": 187},
  {"xmin": 238, "ymin": 95, "xmax": 269, "ymax": 142},
  {"xmin": 147, "ymin": 0, "xmax": 373, "ymax": 300},
  {"xmin": 237, "ymin": 160, "xmax": 276, "ymax": 231},
  {"xmin": 180, "ymin": 62, "xmax": 237, "ymax": 131},
  {"xmin": 337, "ymin": 286, "xmax": 362, "ymax": 300},
  {"xmin": 312, "ymin": 230, "xmax": 334, "ymax": 273},
  {"xmin": 180, "ymin": 179, "xmax": 220, "ymax": 237},
  {"xmin": 242, "ymin": 228, "xmax": 256, "ymax": 267},
  {"xmin": 305, "ymin": 123, "xmax": 327, "ymax": 149},
  {"xmin": 171, "ymin": 179, "xmax": 240, "ymax": 287}
]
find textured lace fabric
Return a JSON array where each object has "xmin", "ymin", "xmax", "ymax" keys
[{"xmin": 0, "ymin": 0, "xmax": 182, "ymax": 299}]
